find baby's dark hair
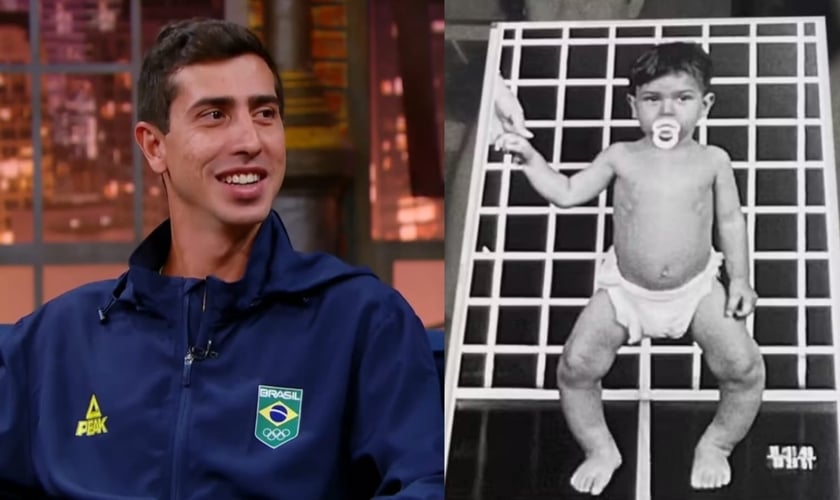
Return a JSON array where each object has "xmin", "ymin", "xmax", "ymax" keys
[{"xmin": 628, "ymin": 42, "xmax": 712, "ymax": 94}]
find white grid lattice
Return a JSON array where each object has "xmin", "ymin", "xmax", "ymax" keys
[{"xmin": 445, "ymin": 17, "xmax": 840, "ymax": 500}]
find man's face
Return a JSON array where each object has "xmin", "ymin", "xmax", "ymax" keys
[
  {"xmin": 627, "ymin": 71, "xmax": 715, "ymax": 143},
  {"xmin": 145, "ymin": 54, "xmax": 286, "ymax": 229}
]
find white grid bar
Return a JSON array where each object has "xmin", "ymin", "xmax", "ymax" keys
[
  {"xmin": 444, "ymin": 23, "xmax": 506, "ymax": 469},
  {"xmin": 534, "ymin": 27, "xmax": 568, "ymax": 390},
  {"xmin": 460, "ymin": 344, "xmax": 641, "ymax": 355},
  {"xmin": 813, "ymin": 18, "xmax": 840, "ymax": 470},
  {"xmin": 477, "ymin": 32, "xmax": 523, "ymax": 393},
  {"xmin": 636, "ymin": 388, "xmax": 651, "ymax": 500},
  {"xmin": 479, "ymin": 32, "xmax": 523, "ymax": 390},
  {"xmin": 634, "ymin": 22, "xmax": 665, "ymax": 500},
  {"xmin": 501, "ymin": 36, "xmax": 818, "ymax": 46},
  {"xmin": 508, "ymin": 77, "xmax": 821, "ymax": 86},
  {"xmin": 481, "ymin": 158, "xmax": 508, "ymax": 385},
  {"xmin": 469, "ymin": 250, "xmax": 829, "ymax": 260},
  {"xmin": 494, "ymin": 17, "xmax": 824, "ymax": 27},
  {"xmin": 459, "ymin": 344, "xmax": 837, "ymax": 355},
  {"xmin": 466, "ymin": 297, "xmax": 834, "ymax": 307},
  {"xmin": 476, "ymin": 206, "xmax": 828, "ymax": 215},
  {"xmin": 596, "ymin": 23, "xmax": 615, "ymax": 274},
  {"xmin": 797, "ymin": 22, "xmax": 808, "ymax": 389},
  {"xmin": 519, "ymin": 118, "xmax": 824, "ymax": 127},
  {"xmin": 456, "ymin": 388, "xmax": 840, "ymax": 402},
  {"xmin": 486, "ymin": 161, "xmax": 826, "ymax": 170},
  {"xmin": 693, "ymin": 24, "xmax": 712, "ymax": 391}
]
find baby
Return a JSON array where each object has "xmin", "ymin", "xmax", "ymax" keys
[{"xmin": 495, "ymin": 42, "xmax": 765, "ymax": 495}]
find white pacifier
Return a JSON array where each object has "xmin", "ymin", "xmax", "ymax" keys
[{"xmin": 651, "ymin": 117, "xmax": 681, "ymax": 150}]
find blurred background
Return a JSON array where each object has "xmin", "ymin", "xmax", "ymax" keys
[{"xmin": 0, "ymin": 0, "xmax": 444, "ymax": 327}]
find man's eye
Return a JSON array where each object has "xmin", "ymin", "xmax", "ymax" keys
[
  {"xmin": 202, "ymin": 110, "xmax": 224, "ymax": 120},
  {"xmin": 257, "ymin": 108, "xmax": 277, "ymax": 118}
]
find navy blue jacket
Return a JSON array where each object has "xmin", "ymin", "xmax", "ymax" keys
[{"xmin": 0, "ymin": 211, "xmax": 444, "ymax": 499}]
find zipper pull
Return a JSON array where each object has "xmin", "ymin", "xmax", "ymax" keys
[{"xmin": 182, "ymin": 350, "xmax": 195, "ymax": 387}]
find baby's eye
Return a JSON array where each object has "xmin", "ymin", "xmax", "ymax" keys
[{"xmin": 644, "ymin": 96, "xmax": 659, "ymax": 102}]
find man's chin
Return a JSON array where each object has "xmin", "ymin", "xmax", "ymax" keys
[{"xmin": 216, "ymin": 205, "xmax": 272, "ymax": 229}]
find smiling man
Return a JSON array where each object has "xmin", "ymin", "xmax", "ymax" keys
[{"xmin": 0, "ymin": 19, "xmax": 443, "ymax": 499}]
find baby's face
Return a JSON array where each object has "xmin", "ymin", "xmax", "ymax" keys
[{"xmin": 627, "ymin": 72, "xmax": 715, "ymax": 146}]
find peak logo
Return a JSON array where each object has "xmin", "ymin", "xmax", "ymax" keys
[{"xmin": 75, "ymin": 394, "xmax": 108, "ymax": 437}]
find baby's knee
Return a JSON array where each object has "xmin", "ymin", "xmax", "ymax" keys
[
  {"xmin": 719, "ymin": 346, "xmax": 765, "ymax": 388},
  {"xmin": 556, "ymin": 351, "xmax": 605, "ymax": 387}
]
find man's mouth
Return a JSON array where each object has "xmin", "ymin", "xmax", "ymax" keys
[
  {"xmin": 221, "ymin": 173, "xmax": 263, "ymax": 185},
  {"xmin": 216, "ymin": 169, "xmax": 267, "ymax": 186}
]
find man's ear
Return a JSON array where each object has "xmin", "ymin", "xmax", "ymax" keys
[
  {"xmin": 626, "ymin": 93, "xmax": 638, "ymax": 119},
  {"xmin": 702, "ymin": 92, "xmax": 716, "ymax": 118},
  {"xmin": 134, "ymin": 122, "xmax": 167, "ymax": 174}
]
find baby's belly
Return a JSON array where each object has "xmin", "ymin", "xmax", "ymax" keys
[{"xmin": 613, "ymin": 213, "xmax": 713, "ymax": 290}]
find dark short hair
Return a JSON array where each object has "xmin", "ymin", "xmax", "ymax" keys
[
  {"xmin": 628, "ymin": 42, "xmax": 712, "ymax": 94},
  {"xmin": 137, "ymin": 18, "xmax": 284, "ymax": 133}
]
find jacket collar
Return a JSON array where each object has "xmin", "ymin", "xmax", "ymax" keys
[{"xmin": 97, "ymin": 211, "xmax": 372, "ymax": 322}]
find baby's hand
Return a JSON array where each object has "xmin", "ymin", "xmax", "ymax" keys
[
  {"xmin": 494, "ymin": 133, "xmax": 539, "ymax": 164},
  {"xmin": 726, "ymin": 279, "xmax": 758, "ymax": 318}
]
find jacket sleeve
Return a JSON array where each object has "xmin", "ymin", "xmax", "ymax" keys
[
  {"xmin": 0, "ymin": 318, "xmax": 35, "ymax": 489},
  {"xmin": 349, "ymin": 292, "xmax": 444, "ymax": 499}
]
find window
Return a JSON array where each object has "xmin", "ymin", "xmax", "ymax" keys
[
  {"xmin": 369, "ymin": 0, "xmax": 444, "ymax": 242},
  {"xmin": 0, "ymin": 0, "xmax": 224, "ymax": 312}
]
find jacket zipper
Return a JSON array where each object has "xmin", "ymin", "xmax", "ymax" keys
[{"xmin": 170, "ymin": 286, "xmax": 206, "ymax": 499}]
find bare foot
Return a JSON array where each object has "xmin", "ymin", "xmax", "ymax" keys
[
  {"xmin": 691, "ymin": 443, "xmax": 731, "ymax": 490},
  {"xmin": 570, "ymin": 448, "xmax": 622, "ymax": 496}
]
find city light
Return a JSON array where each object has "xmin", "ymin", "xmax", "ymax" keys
[
  {"xmin": 0, "ymin": 0, "xmax": 225, "ymax": 246},
  {"xmin": 369, "ymin": 0, "xmax": 443, "ymax": 241}
]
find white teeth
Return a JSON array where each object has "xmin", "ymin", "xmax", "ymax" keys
[{"xmin": 222, "ymin": 173, "xmax": 261, "ymax": 185}]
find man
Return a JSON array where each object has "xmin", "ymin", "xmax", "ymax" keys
[{"xmin": 0, "ymin": 19, "xmax": 443, "ymax": 499}]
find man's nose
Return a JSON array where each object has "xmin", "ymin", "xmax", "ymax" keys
[{"xmin": 232, "ymin": 114, "xmax": 262, "ymax": 156}]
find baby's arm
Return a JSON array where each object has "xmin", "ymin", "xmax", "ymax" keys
[
  {"xmin": 712, "ymin": 146, "xmax": 757, "ymax": 317},
  {"xmin": 495, "ymin": 133, "xmax": 616, "ymax": 208}
]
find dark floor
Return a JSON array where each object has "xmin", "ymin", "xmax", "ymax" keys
[
  {"xmin": 652, "ymin": 401, "xmax": 838, "ymax": 500},
  {"xmin": 447, "ymin": 401, "xmax": 638, "ymax": 500},
  {"xmin": 446, "ymin": 401, "xmax": 838, "ymax": 500}
]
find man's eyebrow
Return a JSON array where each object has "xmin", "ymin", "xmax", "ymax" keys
[
  {"xmin": 187, "ymin": 96, "xmax": 235, "ymax": 113},
  {"xmin": 186, "ymin": 95, "xmax": 279, "ymax": 113},
  {"xmin": 249, "ymin": 95, "xmax": 280, "ymax": 107}
]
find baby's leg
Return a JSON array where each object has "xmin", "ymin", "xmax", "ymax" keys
[
  {"xmin": 557, "ymin": 290, "xmax": 628, "ymax": 496},
  {"xmin": 689, "ymin": 280, "xmax": 765, "ymax": 490}
]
